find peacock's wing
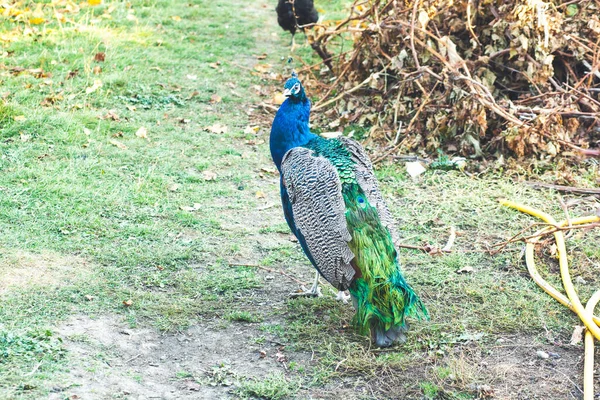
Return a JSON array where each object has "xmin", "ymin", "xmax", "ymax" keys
[
  {"xmin": 337, "ymin": 137, "xmax": 400, "ymax": 244},
  {"xmin": 281, "ymin": 147, "xmax": 356, "ymax": 290}
]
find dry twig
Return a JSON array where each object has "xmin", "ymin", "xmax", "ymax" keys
[{"xmin": 228, "ymin": 262, "xmax": 307, "ymax": 286}]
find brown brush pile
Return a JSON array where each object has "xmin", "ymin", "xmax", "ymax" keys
[{"xmin": 304, "ymin": 0, "xmax": 600, "ymax": 161}]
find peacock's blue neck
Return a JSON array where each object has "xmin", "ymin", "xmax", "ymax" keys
[{"xmin": 270, "ymin": 97, "xmax": 317, "ymax": 171}]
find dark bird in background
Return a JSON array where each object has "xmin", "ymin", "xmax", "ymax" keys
[
  {"xmin": 276, "ymin": 0, "xmax": 319, "ymax": 50},
  {"xmin": 269, "ymin": 73, "xmax": 429, "ymax": 347}
]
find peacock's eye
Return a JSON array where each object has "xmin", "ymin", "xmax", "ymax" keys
[{"xmin": 293, "ymin": 83, "xmax": 300, "ymax": 93}]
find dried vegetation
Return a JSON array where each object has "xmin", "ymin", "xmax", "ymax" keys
[{"xmin": 303, "ymin": 0, "xmax": 600, "ymax": 163}]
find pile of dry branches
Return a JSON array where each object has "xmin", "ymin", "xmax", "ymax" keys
[{"xmin": 305, "ymin": 0, "xmax": 600, "ymax": 160}]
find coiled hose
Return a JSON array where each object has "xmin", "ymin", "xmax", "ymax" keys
[{"xmin": 500, "ymin": 200, "xmax": 599, "ymax": 400}]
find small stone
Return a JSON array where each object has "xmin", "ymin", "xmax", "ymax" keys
[
  {"xmin": 575, "ymin": 276, "xmax": 587, "ymax": 284},
  {"xmin": 536, "ymin": 350, "xmax": 550, "ymax": 359}
]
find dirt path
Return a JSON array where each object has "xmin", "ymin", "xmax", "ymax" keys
[{"xmin": 52, "ymin": 315, "xmax": 289, "ymax": 399}]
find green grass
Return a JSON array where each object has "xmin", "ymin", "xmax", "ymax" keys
[
  {"xmin": 0, "ymin": 0, "xmax": 274, "ymax": 396},
  {"xmin": 1, "ymin": 0, "xmax": 599, "ymax": 399},
  {"xmin": 225, "ymin": 311, "xmax": 263, "ymax": 323},
  {"xmin": 238, "ymin": 372, "xmax": 301, "ymax": 400}
]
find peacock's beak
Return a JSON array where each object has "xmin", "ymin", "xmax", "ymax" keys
[{"xmin": 283, "ymin": 88, "xmax": 292, "ymax": 97}]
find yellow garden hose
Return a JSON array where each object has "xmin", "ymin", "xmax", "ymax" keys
[
  {"xmin": 499, "ymin": 199, "xmax": 600, "ymax": 399},
  {"xmin": 584, "ymin": 290, "xmax": 600, "ymax": 400},
  {"xmin": 523, "ymin": 215, "xmax": 600, "ymax": 327}
]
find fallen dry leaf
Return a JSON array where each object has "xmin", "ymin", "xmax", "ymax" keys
[
  {"xmin": 85, "ymin": 79, "xmax": 102, "ymax": 94},
  {"xmin": 92, "ymin": 66, "xmax": 102, "ymax": 75},
  {"xmin": 100, "ymin": 110, "xmax": 120, "ymax": 121},
  {"xmin": 13, "ymin": 115, "xmax": 26, "ymax": 122},
  {"xmin": 109, "ymin": 139, "xmax": 127, "ymax": 150},
  {"xmin": 168, "ymin": 183, "xmax": 180, "ymax": 192},
  {"xmin": 186, "ymin": 74, "xmax": 197, "ymax": 81},
  {"xmin": 187, "ymin": 91, "xmax": 200, "ymax": 100},
  {"xmin": 254, "ymin": 63, "xmax": 272, "ymax": 73},
  {"xmin": 210, "ymin": 93, "xmax": 222, "ymax": 103},
  {"xmin": 570, "ymin": 325, "xmax": 585, "ymax": 345},
  {"xmin": 255, "ymin": 190, "xmax": 266, "ymax": 199},
  {"xmin": 275, "ymin": 351, "xmax": 286, "ymax": 363},
  {"xmin": 40, "ymin": 94, "xmax": 63, "ymax": 107},
  {"xmin": 205, "ymin": 123, "xmax": 228, "ymax": 134},
  {"xmin": 260, "ymin": 166, "xmax": 277, "ymax": 174},
  {"xmin": 244, "ymin": 126, "xmax": 260, "ymax": 135},
  {"xmin": 29, "ymin": 17, "xmax": 45, "ymax": 25},
  {"xmin": 202, "ymin": 170, "xmax": 217, "ymax": 181},
  {"xmin": 122, "ymin": 299, "xmax": 133, "ymax": 307},
  {"xmin": 171, "ymin": 15, "xmax": 182, "ymax": 22},
  {"xmin": 94, "ymin": 52, "xmax": 105, "ymax": 62},
  {"xmin": 29, "ymin": 5, "xmax": 45, "ymax": 25},
  {"xmin": 135, "ymin": 126, "xmax": 148, "ymax": 140},
  {"xmin": 180, "ymin": 203, "xmax": 202, "ymax": 211}
]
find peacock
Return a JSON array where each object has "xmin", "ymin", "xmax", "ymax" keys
[
  {"xmin": 269, "ymin": 73, "xmax": 428, "ymax": 347},
  {"xmin": 276, "ymin": 0, "xmax": 319, "ymax": 50}
]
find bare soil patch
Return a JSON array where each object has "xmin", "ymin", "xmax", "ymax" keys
[
  {"xmin": 0, "ymin": 250, "xmax": 91, "ymax": 294},
  {"xmin": 50, "ymin": 314, "xmax": 305, "ymax": 400}
]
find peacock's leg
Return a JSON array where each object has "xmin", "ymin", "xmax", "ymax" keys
[
  {"xmin": 290, "ymin": 270, "xmax": 321, "ymax": 298},
  {"xmin": 335, "ymin": 290, "xmax": 351, "ymax": 304},
  {"xmin": 290, "ymin": 33, "xmax": 296, "ymax": 53},
  {"xmin": 306, "ymin": 270, "xmax": 322, "ymax": 296}
]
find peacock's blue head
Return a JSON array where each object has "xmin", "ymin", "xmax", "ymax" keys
[{"xmin": 282, "ymin": 72, "xmax": 306, "ymax": 103}]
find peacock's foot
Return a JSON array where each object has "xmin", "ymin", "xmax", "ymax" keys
[
  {"xmin": 289, "ymin": 284, "xmax": 322, "ymax": 298},
  {"xmin": 335, "ymin": 290, "xmax": 351, "ymax": 304},
  {"xmin": 289, "ymin": 270, "xmax": 321, "ymax": 298}
]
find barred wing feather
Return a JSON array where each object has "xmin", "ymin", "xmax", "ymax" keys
[{"xmin": 281, "ymin": 147, "xmax": 356, "ymax": 290}]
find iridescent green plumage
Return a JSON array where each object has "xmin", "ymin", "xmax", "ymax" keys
[{"xmin": 304, "ymin": 136, "xmax": 428, "ymax": 341}]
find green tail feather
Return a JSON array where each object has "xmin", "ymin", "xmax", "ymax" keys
[
  {"xmin": 344, "ymin": 184, "xmax": 428, "ymax": 337},
  {"xmin": 349, "ymin": 272, "xmax": 428, "ymax": 336}
]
